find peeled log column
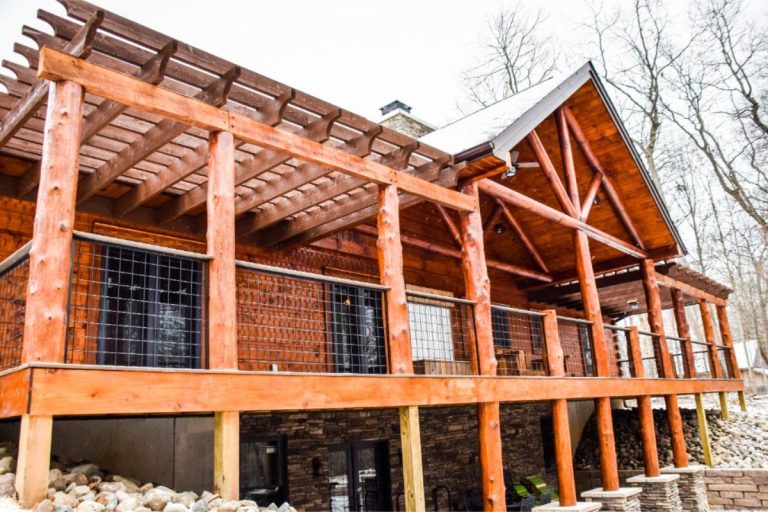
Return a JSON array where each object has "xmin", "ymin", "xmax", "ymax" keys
[
  {"xmin": 377, "ymin": 184, "xmax": 413, "ymax": 375},
  {"xmin": 699, "ymin": 300, "xmax": 723, "ymax": 379},
  {"xmin": 460, "ymin": 182, "xmax": 505, "ymax": 511},
  {"xmin": 573, "ymin": 230, "xmax": 619, "ymax": 490},
  {"xmin": 671, "ymin": 289, "xmax": 696, "ymax": 378},
  {"xmin": 641, "ymin": 260, "xmax": 688, "ymax": 468},
  {"xmin": 18, "ymin": 80, "xmax": 83, "ymax": 508},
  {"xmin": 629, "ymin": 326, "xmax": 660, "ymax": 477},
  {"xmin": 543, "ymin": 310, "xmax": 577, "ymax": 506}
]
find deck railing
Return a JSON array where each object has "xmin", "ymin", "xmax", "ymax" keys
[
  {"xmin": 237, "ymin": 261, "xmax": 388, "ymax": 374},
  {"xmin": 604, "ymin": 325, "xmax": 634, "ymax": 378},
  {"xmin": 666, "ymin": 335, "xmax": 687, "ymax": 378},
  {"xmin": 717, "ymin": 345, "xmax": 732, "ymax": 379},
  {"xmin": 556, "ymin": 316, "xmax": 595, "ymax": 377},
  {"xmin": 408, "ymin": 291, "xmax": 477, "ymax": 375},
  {"xmin": 491, "ymin": 305, "xmax": 546, "ymax": 376},
  {"xmin": 0, "ymin": 242, "xmax": 30, "ymax": 370},
  {"xmin": 65, "ymin": 232, "xmax": 208, "ymax": 369},
  {"xmin": 637, "ymin": 330, "xmax": 661, "ymax": 378},
  {"xmin": 691, "ymin": 339, "xmax": 712, "ymax": 378}
]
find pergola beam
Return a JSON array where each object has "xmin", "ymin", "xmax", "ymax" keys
[
  {"xmin": 38, "ymin": 47, "xmax": 475, "ymax": 212},
  {"xmin": 75, "ymin": 65, "xmax": 241, "ymax": 204},
  {"xmin": 18, "ymin": 39, "xmax": 177, "ymax": 199},
  {"xmin": 527, "ymin": 130, "xmax": 577, "ymax": 217},
  {"xmin": 0, "ymin": 11, "xmax": 102, "ymax": 149},
  {"xmin": 477, "ymin": 179, "xmax": 647, "ymax": 259},
  {"xmin": 497, "ymin": 200, "xmax": 549, "ymax": 273}
]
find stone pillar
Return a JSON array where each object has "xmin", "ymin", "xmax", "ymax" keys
[
  {"xmin": 660, "ymin": 466, "xmax": 709, "ymax": 512},
  {"xmin": 626, "ymin": 473, "xmax": 682, "ymax": 512},
  {"xmin": 582, "ymin": 488, "xmax": 641, "ymax": 512},
  {"xmin": 534, "ymin": 503, "xmax": 602, "ymax": 512}
]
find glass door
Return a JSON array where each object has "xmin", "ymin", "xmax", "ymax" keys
[{"xmin": 328, "ymin": 441, "xmax": 391, "ymax": 512}]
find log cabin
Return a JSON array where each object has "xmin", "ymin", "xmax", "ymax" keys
[{"xmin": 0, "ymin": 2, "xmax": 744, "ymax": 511}]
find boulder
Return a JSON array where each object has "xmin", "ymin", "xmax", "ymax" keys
[
  {"xmin": 115, "ymin": 496, "xmax": 141, "ymax": 512},
  {"xmin": 75, "ymin": 501, "xmax": 105, "ymax": 512},
  {"xmin": 0, "ymin": 473, "xmax": 15, "ymax": 498},
  {"xmin": 70, "ymin": 464, "xmax": 100, "ymax": 478},
  {"xmin": 0, "ymin": 456, "xmax": 16, "ymax": 475},
  {"xmin": 143, "ymin": 487, "xmax": 176, "ymax": 511},
  {"xmin": 53, "ymin": 491, "xmax": 79, "ymax": 509},
  {"xmin": 36, "ymin": 499, "xmax": 56, "ymax": 512},
  {"xmin": 176, "ymin": 491, "xmax": 198, "ymax": 508},
  {"xmin": 216, "ymin": 500, "xmax": 240, "ymax": 512},
  {"xmin": 162, "ymin": 503, "xmax": 189, "ymax": 512},
  {"xmin": 49, "ymin": 469, "xmax": 66, "ymax": 491}
]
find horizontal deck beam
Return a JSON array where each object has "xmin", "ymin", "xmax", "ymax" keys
[
  {"xmin": 0, "ymin": 364, "xmax": 743, "ymax": 418},
  {"xmin": 37, "ymin": 47, "xmax": 475, "ymax": 213}
]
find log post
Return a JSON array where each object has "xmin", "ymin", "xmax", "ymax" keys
[
  {"xmin": 640, "ymin": 260, "xmax": 688, "ymax": 468},
  {"xmin": 206, "ymin": 131, "xmax": 240, "ymax": 499},
  {"xmin": 699, "ymin": 300, "xmax": 723, "ymax": 379},
  {"xmin": 18, "ymin": 80, "xmax": 84, "ymax": 507},
  {"xmin": 573, "ymin": 230, "xmax": 619, "ymax": 490},
  {"xmin": 459, "ymin": 182, "xmax": 505, "ymax": 511},
  {"xmin": 542, "ymin": 310, "xmax": 577, "ymax": 506},
  {"xmin": 715, "ymin": 305, "xmax": 748, "ymax": 411},
  {"xmin": 377, "ymin": 184, "xmax": 425, "ymax": 512},
  {"xmin": 671, "ymin": 289, "xmax": 696, "ymax": 378},
  {"xmin": 694, "ymin": 394, "xmax": 714, "ymax": 467},
  {"xmin": 629, "ymin": 326, "xmax": 660, "ymax": 477}
]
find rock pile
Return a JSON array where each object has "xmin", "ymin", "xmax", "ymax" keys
[
  {"xmin": 574, "ymin": 397, "xmax": 768, "ymax": 470},
  {"xmin": 0, "ymin": 442, "xmax": 296, "ymax": 512}
]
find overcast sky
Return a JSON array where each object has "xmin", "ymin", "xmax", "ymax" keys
[{"xmin": 0, "ymin": 0, "xmax": 765, "ymax": 127}]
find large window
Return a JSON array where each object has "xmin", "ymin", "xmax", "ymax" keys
[
  {"xmin": 329, "ymin": 441, "xmax": 391, "ymax": 512},
  {"xmin": 330, "ymin": 284, "xmax": 386, "ymax": 374},
  {"xmin": 97, "ymin": 246, "xmax": 203, "ymax": 368}
]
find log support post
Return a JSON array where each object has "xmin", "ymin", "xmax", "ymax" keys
[
  {"xmin": 207, "ymin": 131, "xmax": 240, "ymax": 499},
  {"xmin": 698, "ymin": 300, "xmax": 722, "ymax": 379},
  {"xmin": 671, "ymin": 289, "xmax": 696, "ymax": 378},
  {"xmin": 719, "ymin": 393, "xmax": 729, "ymax": 419},
  {"xmin": 542, "ymin": 310, "xmax": 577, "ymax": 506},
  {"xmin": 695, "ymin": 394, "xmax": 713, "ymax": 467},
  {"xmin": 17, "ymin": 80, "xmax": 84, "ymax": 507},
  {"xmin": 459, "ymin": 182, "xmax": 505, "ymax": 511},
  {"xmin": 628, "ymin": 326, "xmax": 660, "ymax": 477},
  {"xmin": 715, "ymin": 305, "xmax": 747, "ymax": 411},
  {"xmin": 641, "ymin": 260, "xmax": 688, "ymax": 468},
  {"xmin": 573, "ymin": 230, "xmax": 619, "ymax": 491},
  {"xmin": 377, "ymin": 184, "xmax": 425, "ymax": 512}
]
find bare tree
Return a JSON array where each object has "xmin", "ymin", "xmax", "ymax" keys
[
  {"xmin": 460, "ymin": 3, "xmax": 558, "ymax": 109},
  {"xmin": 586, "ymin": 0, "xmax": 694, "ymax": 184}
]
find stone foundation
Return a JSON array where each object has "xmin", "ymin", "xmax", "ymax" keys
[
  {"xmin": 626, "ymin": 473, "xmax": 682, "ymax": 512},
  {"xmin": 581, "ymin": 487, "xmax": 641, "ymax": 512},
  {"xmin": 661, "ymin": 465, "xmax": 708, "ymax": 512},
  {"xmin": 704, "ymin": 468, "xmax": 768, "ymax": 509},
  {"xmin": 534, "ymin": 502, "xmax": 603, "ymax": 511}
]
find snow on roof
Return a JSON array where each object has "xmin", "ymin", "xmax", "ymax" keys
[{"xmin": 420, "ymin": 64, "xmax": 591, "ymax": 156}]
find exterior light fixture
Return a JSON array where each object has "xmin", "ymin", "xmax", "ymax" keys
[
  {"xmin": 627, "ymin": 299, "xmax": 639, "ymax": 310},
  {"xmin": 494, "ymin": 223, "xmax": 506, "ymax": 235}
]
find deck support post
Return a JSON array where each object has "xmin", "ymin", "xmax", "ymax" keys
[
  {"xmin": 694, "ymin": 394, "xmax": 713, "ymax": 466},
  {"xmin": 698, "ymin": 300, "xmax": 722, "ymax": 379},
  {"xmin": 214, "ymin": 411, "xmax": 240, "ymax": 499},
  {"xmin": 377, "ymin": 184, "xmax": 425, "ymax": 512},
  {"xmin": 16, "ymin": 415, "xmax": 53, "ymax": 509},
  {"xmin": 719, "ymin": 393, "xmax": 729, "ymax": 419},
  {"xmin": 459, "ymin": 182, "xmax": 505, "ymax": 512},
  {"xmin": 17, "ymin": 80, "xmax": 84, "ymax": 507},
  {"xmin": 715, "ymin": 305, "xmax": 746, "ymax": 411},
  {"xmin": 542, "ymin": 310, "xmax": 577, "ymax": 506},
  {"xmin": 628, "ymin": 326, "xmax": 660, "ymax": 477},
  {"xmin": 573, "ymin": 230, "xmax": 619, "ymax": 491},
  {"xmin": 641, "ymin": 259, "xmax": 688, "ymax": 468},
  {"xmin": 671, "ymin": 289, "xmax": 696, "ymax": 378},
  {"xmin": 206, "ymin": 131, "xmax": 240, "ymax": 499}
]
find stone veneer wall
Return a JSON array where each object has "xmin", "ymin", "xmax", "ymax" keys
[
  {"xmin": 241, "ymin": 402, "xmax": 551, "ymax": 511},
  {"xmin": 705, "ymin": 468, "xmax": 768, "ymax": 509}
]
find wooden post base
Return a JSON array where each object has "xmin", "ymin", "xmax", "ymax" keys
[
  {"xmin": 478, "ymin": 402, "xmax": 506, "ymax": 511},
  {"xmin": 399, "ymin": 405, "xmax": 426, "ymax": 512},
  {"xmin": 594, "ymin": 397, "xmax": 620, "ymax": 491},
  {"xmin": 738, "ymin": 391, "xmax": 748, "ymax": 412},
  {"xmin": 214, "ymin": 411, "xmax": 240, "ymax": 500},
  {"xmin": 16, "ymin": 414, "xmax": 53, "ymax": 508},
  {"xmin": 665, "ymin": 395, "xmax": 688, "ymax": 468},
  {"xmin": 694, "ymin": 394, "xmax": 713, "ymax": 467},
  {"xmin": 719, "ymin": 392, "xmax": 729, "ymax": 419}
]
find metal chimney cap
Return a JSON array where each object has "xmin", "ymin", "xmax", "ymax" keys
[{"xmin": 380, "ymin": 100, "xmax": 412, "ymax": 116}]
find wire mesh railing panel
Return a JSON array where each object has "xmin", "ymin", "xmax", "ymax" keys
[
  {"xmin": 717, "ymin": 346, "xmax": 731, "ymax": 379},
  {"xmin": 237, "ymin": 263, "xmax": 387, "ymax": 374},
  {"xmin": 691, "ymin": 340, "xmax": 711, "ymax": 378},
  {"xmin": 604, "ymin": 325, "xmax": 633, "ymax": 378},
  {"xmin": 666, "ymin": 336, "xmax": 686, "ymax": 378},
  {"xmin": 491, "ymin": 306, "xmax": 546, "ymax": 376},
  {"xmin": 408, "ymin": 292, "xmax": 476, "ymax": 375},
  {"xmin": 66, "ymin": 236, "xmax": 206, "ymax": 369},
  {"xmin": 638, "ymin": 331, "xmax": 659, "ymax": 378},
  {"xmin": 0, "ymin": 251, "xmax": 30, "ymax": 370},
  {"xmin": 557, "ymin": 317, "xmax": 594, "ymax": 377}
]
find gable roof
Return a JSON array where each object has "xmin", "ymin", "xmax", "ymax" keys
[{"xmin": 421, "ymin": 62, "xmax": 687, "ymax": 255}]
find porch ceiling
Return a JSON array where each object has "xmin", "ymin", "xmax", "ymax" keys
[{"xmin": 0, "ymin": 1, "xmax": 461, "ymax": 246}]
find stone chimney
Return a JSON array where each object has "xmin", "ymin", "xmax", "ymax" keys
[{"xmin": 379, "ymin": 100, "xmax": 436, "ymax": 138}]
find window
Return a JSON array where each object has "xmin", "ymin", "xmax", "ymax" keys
[
  {"xmin": 329, "ymin": 441, "xmax": 391, "ymax": 512},
  {"xmin": 240, "ymin": 435, "xmax": 287, "ymax": 505},
  {"xmin": 97, "ymin": 245, "xmax": 203, "ymax": 368},
  {"xmin": 330, "ymin": 284, "xmax": 386, "ymax": 374},
  {"xmin": 408, "ymin": 300, "xmax": 454, "ymax": 361}
]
